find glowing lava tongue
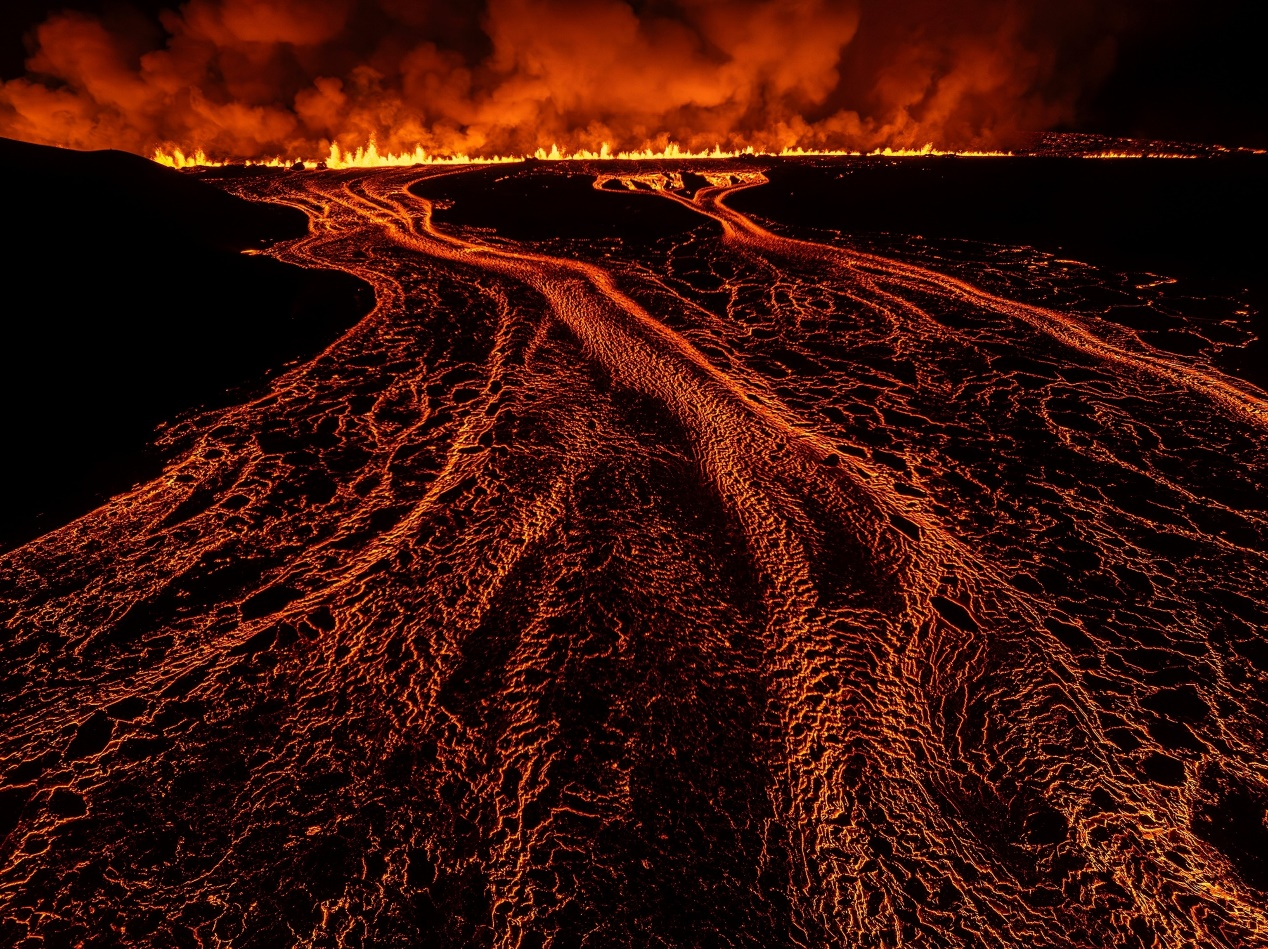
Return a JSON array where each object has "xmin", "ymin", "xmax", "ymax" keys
[{"xmin": 3, "ymin": 158, "xmax": 1265, "ymax": 947}]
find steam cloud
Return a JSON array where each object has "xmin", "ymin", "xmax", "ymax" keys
[{"xmin": 0, "ymin": 0, "xmax": 1137, "ymax": 158}]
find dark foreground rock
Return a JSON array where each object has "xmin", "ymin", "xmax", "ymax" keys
[{"xmin": 0, "ymin": 138, "xmax": 373, "ymax": 549}]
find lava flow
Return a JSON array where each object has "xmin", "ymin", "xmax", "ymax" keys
[{"xmin": 2, "ymin": 161, "xmax": 1267, "ymax": 948}]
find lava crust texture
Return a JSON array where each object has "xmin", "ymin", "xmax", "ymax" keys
[{"xmin": 2, "ymin": 160, "xmax": 1267, "ymax": 948}]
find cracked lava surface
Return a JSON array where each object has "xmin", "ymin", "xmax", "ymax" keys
[{"xmin": 2, "ymin": 161, "xmax": 1267, "ymax": 947}]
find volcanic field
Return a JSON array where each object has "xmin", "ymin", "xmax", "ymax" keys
[{"xmin": 2, "ymin": 144, "xmax": 1267, "ymax": 948}]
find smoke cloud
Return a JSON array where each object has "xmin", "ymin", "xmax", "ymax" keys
[{"xmin": 0, "ymin": 0, "xmax": 1139, "ymax": 158}]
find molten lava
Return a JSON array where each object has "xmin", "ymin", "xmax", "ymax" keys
[
  {"xmin": 2, "ymin": 157, "xmax": 1266, "ymax": 946},
  {"xmin": 152, "ymin": 140, "xmax": 1026, "ymax": 169}
]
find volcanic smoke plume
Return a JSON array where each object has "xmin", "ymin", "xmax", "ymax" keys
[{"xmin": 0, "ymin": 0, "xmax": 1137, "ymax": 158}]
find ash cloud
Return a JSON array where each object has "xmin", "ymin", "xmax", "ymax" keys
[{"xmin": 0, "ymin": 0, "xmax": 1146, "ymax": 158}]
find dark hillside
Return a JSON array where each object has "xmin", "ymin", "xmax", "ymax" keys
[{"xmin": 0, "ymin": 138, "xmax": 373, "ymax": 548}]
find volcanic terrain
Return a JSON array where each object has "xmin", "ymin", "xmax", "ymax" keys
[{"xmin": 2, "ymin": 150, "xmax": 1267, "ymax": 948}]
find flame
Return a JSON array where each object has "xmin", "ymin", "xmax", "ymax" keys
[
  {"xmin": 153, "ymin": 147, "xmax": 223, "ymax": 169},
  {"xmin": 866, "ymin": 145, "xmax": 1012, "ymax": 157},
  {"xmin": 154, "ymin": 140, "xmax": 515, "ymax": 170},
  {"xmin": 327, "ymin": 141, "xmax": 520, "ymax": 168},
  {"xmin": 152, "ymin": 137, "xmax": 1229, "ymax": 171},
  {"xmin": 152, "ymin": 138, "xmax": 1029, "ymax": 170},
  {"xmin": 1080, "ymin": 151, "xmax": 1198, "ymax": 159}
]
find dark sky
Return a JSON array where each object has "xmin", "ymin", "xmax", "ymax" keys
[
  {"xmin": 1, "ymin": 0, "xmax": 1264, "ymax": 153},
  {"xmin": 1075, "ymin": 1, "xmax": 1265, "ymax": 148}
]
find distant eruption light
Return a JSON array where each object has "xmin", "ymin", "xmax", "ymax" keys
[
  {"xmin": 152, "ymin": 139, "xmax": 1022, "ymax": 169},
  {"xmin": 11, "ymin": 0, "xmax": 1244, "ymax": 180}
]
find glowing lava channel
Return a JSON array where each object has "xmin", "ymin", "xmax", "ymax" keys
[{"xmin": 152, "ymin": 139, "xmax": 1021, "ymax": 169}]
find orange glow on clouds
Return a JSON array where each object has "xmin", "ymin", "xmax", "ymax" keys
[{"xmin": 0, "ymin": 1, "xmax": 1144, "ymax": 162}]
